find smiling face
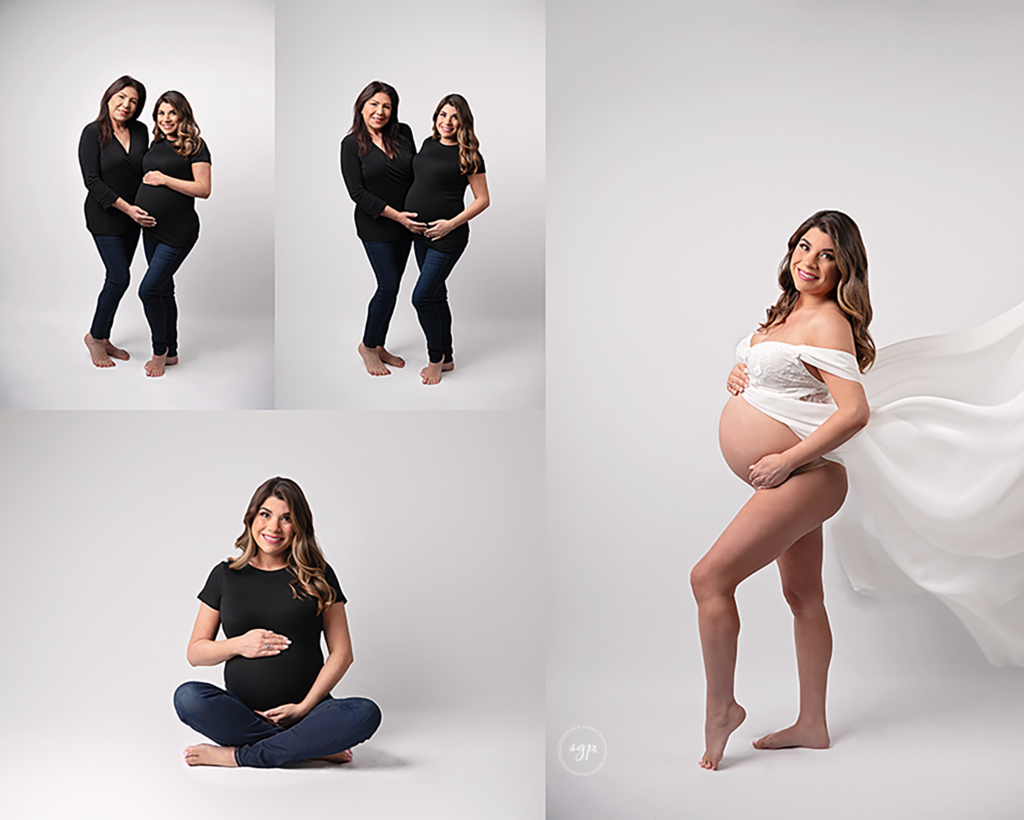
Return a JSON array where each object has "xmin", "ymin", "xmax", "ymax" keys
[
  {"xmin": 250, "ymin": 495, "xmax": 294, "ymax": 566},
  {"xmin": 361, "ymin": 92, "xmax": 392, "ymax": 134},
  {"xmin": 435, "ymin": 104, "xmax": 459, "ymax": 144},
  {"xmin": 107, "ymin": 87, "xmax": 139, "ymax": 124},
  {"xmin": 790, "ymin": 226, "xmax": 840, "ymax": 297},
  {"xmin": 156, "ymin": 102, "xmax": 181, "ymax": 139}
]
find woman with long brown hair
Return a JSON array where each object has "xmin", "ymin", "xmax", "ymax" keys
[
  {"xmin": 134, "ymin": 90, "xmax": 211, "ymax": 377},
  {"xmin": 79, "ymin": 75, "xmax": 154, "ymax": 368},
  {"xmin": 341, "ymin": 80, "xmax": 424, "ymax": 377},
  {"xmin": 690, "ymin": 211, "xmax": 873, "ymax": 770},
  {"xmin": 405, "ymin": 93, "xmax": 490, "ymax": 385},
  {"xmin": 173, "ymin": 477, "xmax": 381, "ymax": 767}
]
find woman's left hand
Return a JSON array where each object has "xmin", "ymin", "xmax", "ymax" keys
[
  {"xmin": 425, "ymin": 219, "xmax": 454, "ymax": 240},
  {"xmin": 748, "ymin": 453, "xmax": 792, "ymax": 490},
  {"xmin": 256, "ymin": 702, "xmax": 309, "ymax": 727},
  {"xmin": 143, "ymin": 170, "xmax": 167, "ymax": 187}
]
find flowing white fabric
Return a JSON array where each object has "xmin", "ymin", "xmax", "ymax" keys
[{"xmin": 736, "ymin": 305, "xmax": 1024, "ymax": 666}]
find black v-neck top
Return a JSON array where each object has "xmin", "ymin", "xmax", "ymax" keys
[
  {"xmin": 78, "ymin": 120, "xmax": 149, "ymax": 236},
  {"xmin": 135, "ymin": 138, "xmax": 212, "ymax": 248},
  {"xmin": 340, "ymin": 123, "xmax": 417, "ymax": 243},
  {"xmin": 406, "ymin": 138, "xmax": 486, "ymax": 254},
  {"xmin": 199, "ymin": 560, "xmax": 347, "ymax": 711}
]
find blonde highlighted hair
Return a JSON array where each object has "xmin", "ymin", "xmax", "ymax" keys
[
  {"xmin": 761, "ymin": 210, "xmax": 876, "ymax": 372},
  {"xmin": 230, "ymin": 477, "xmax": 337, "ymax": 615},
  {"xmin": 152, "ymin": 90, "xmax": 204, "ymax": 158}
]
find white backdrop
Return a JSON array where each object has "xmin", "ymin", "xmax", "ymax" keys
[
  {"xmin": 0, "ymin": 0, "xmax": 275, "ymax": 408},
  {"xmin": 546, "ymin": 1, "xmax": 1024, "ymax": 817},
  {"xmin": 274, "ymin": 0, "xmax": 545, "ymax": 409}
]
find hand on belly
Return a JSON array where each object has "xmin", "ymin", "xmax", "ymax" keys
[{"xmin": 718, "ymin": 395, "xmax": 800, "ymax": 484}]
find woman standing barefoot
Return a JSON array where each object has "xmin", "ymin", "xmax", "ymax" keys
[
  {"xmin": 174, "ymin": 477, "xmax": 381, "ymax": 767},
  {"xmin": 79, "ymin": 75, "xmax": 155, "ymax": 367},
  {"xmin": 690, "ymin": 211, "xmax": 874, "ymax": 770}
]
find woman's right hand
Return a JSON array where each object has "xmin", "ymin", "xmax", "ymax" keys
[
  {"xmin": 726, "ymin": 363, "xmax": 749, "ymax": 395},
  {"xmin": 236, "ymin": 628, "xmax": 291, "ymax": 659},
  {"xmin": 396, "ymin": 211, "xmax": 427, "ymax": 233},
  {"xmin": 128, "ymin": 205, "xmax": 156, "ymax": 228}
]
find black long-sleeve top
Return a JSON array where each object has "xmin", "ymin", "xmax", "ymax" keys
[
  {"xmin": 135, "ymin": 138, "xmax": 212, "ymax": 248},
  {"xmin": 406, "ymin": 138, "xmax": 486, "ymax": 254},
  {"xmin": 339, "ymin": 123, "xmax": 417, "ymax": 243},
  {"xmin": 78, "ymin": 120, "xmax": 149, "ymax": 236}
]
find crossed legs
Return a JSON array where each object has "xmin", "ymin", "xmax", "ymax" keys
[{"xmin": 689, "ymin": 463, "xmax": 847, "ymax": 770}]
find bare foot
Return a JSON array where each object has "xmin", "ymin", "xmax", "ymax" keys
[
  {"xmin": 166, "ymin": 355, "xmax": 179, "ymax": 366},
  {"xmin": 313, "ymin": 749, "xmax": 353, "ymax": 764},
  {"xmin": 699, "ymin": 701, "xmax": 746, "ymax": 771},
  {"xmin": 753, "ymin": 721, "xmax": 830, "ymax": 750},
  {"xmin": 378, "ymin": 348, "xmax": 405, "ymax": 369},
  {"xmin": 420, "ymin": 360, "xmax": 444, "ymax": 385},
  {"xmin": 358, "ymin": 343, "xmax": 395, "ymax": 376},
  {"xmin": 183, "ymin": 743, "xmax": 238, "ymax": 767},
  {"xmin": 145, "ymin": 353, "xmax": 168, "ymax": 377},
  {"xmin": 442, "ymin": 360, "xmax": 455, "ymax": 372},
  {"xmin": 84, "ymin": 333, "xmax": 128, "ymax": 367}
]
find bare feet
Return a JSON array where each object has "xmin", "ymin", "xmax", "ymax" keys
[
  {"xmin": 358, "ymin": 343, "xmax": 403, "ymax": 376},
  {"xmin": 166, "ymin": 355, "xmax": 179, "ymax": 366},
  {"xmin": 84, "ymin": 333, "xmax": 129, "ymax": 367},
  {"xmin": 145, "ymin": 353, "xmax": 168, "ymax": 377},
  {"xmin": 442, "ymin": 360, "xmax": 455, "ymax": 372},
  {"xmin": 183, "ymin": 743, "xmax": 238, "ymax": 767},
  {"xmin": 421, "ymin": 360, "xmax": 444, "ymax": 385},
  {"xmin": 314, "ymin": 749, "xmax": 353, "ymax": 764},
  {"xmin": 753, "ymin": 721, "xmax": 830, "ymax": 751},
  {"xmin": 699, "ymin": 701, "xmax": 746, "ymax": 770}
]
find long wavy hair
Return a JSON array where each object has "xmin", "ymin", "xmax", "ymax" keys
[
  {"xmin": 230, "ymin": 477, "xmax": 338, "ymax": 615},
  {"xmin": 152, "ymin": 90, "xmax": 203, "ymax": 158},
  {"xmin": 94, "ymin": 75, "xmax": 146, "ymax": 147},
  {"xmin": 761, "ymin": 210, "xmax": 876, "ymax": 372},
  {"xmin": 350, "ymin": 80, "xmax": 403, "ymax": 158},
  {"xmin": 431, "ymin": 93, "xmax": 483, "ymax": 175}
]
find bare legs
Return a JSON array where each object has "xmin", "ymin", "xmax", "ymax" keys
[{"xmin": 690, "ymin": 464, "xmax": 847, "ymax": 770}]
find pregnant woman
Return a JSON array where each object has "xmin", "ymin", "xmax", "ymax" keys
[
  {"xmin": 79, "ymin": 75, "xmax": 154, "ymax": 367},
  {"xmin": 690, "ymin": 211, "xmax": 873, "ymax": 770},
  {"xmin": 134, "ymin": 90, "xmax": 211, "ymax": 377},
  {"xmin": 340, "ymin": 80, "xmax": 423, "ymax": 377},
  {"xmin": 174, "ymin": 477, "xmax": 381, "ymax": 767},
  {"xmin": 406, "ymin": 94, "xmax": 490, "ymax": 385}
]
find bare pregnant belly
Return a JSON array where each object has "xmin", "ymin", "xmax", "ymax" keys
[{"xmin": 718, "ymin": 395, "xmax": 801, "ymax": 483}]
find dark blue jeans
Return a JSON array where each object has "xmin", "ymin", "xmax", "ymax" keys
[
  {"xmin": 140, "ymin": 235, "xmax": 194, "ymax": 356},
  {"xmin": 361, "ymin": 239, "xmax": 413, "ymax": 349},
  {"xmin": 173, "ymin": 681, "xmax": 382, "ymax": 768},
  {"xmin": 90, "ymin": 229, "xmax": 141, "ymax": 340},
  {"xmin": 412, "ymin": 242, "xmax": 464, "ymax": 364}
]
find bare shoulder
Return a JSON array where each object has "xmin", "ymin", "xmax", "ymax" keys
[{"xmin": 806, "ymin": 304, "xmax": 856, "ymax": 354}]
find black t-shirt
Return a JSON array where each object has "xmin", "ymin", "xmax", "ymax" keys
[
  {"xmin": 405, "ymin": 138, "xmax": 486, "ymax": 254},
  {"xmin": 198, "ymin": 560, "xmax": 346, "ymax": 712},
  {"xmin": 339, "ymin": 123, "xmax": 417, "ymax": 243},
  {"xmin": 135, "ymin": 138, "xmax": 212, "ymax": 248},
  {"xmin": 78, "ymin": 120, "xmax": 149, "ymax": 236}
]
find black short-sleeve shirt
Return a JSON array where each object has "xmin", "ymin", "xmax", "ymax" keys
[
  {"xmin": 135, "ymin": 138, "xmax": 212, "ymax": 248},
  {"xmin": 198, "ymin": 560, "xmax": 346, "ymax": 711},
  {"xmin": 405, "ymin": 138, "xmax": 486, "ymax": 254},
  {"xmin": 339, "ymin": 123, "xmax": 417, "ymax": 243},
  {"xmin": 78, "ymin": 120, "xmax": 149, "ymax": 236}
]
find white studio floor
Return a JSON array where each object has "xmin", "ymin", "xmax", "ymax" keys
[
  {"xmin": 0, "ymin": 309, "xmax": 274, "ymax": 410},
  {"xmin": 3, "ymin": 710, "xmax": 542, "ymax": 820}
]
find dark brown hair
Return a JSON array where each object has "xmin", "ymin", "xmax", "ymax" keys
[
  {"xmin": 430, "ymin": 93, "xmax": 483, "ymax": 175},
  {"xmin": 151, "ymin": 90, "xmax": 203, "ymax": 157},
  {"xmin": 761, "ymin": 210, "xmax": 876, "ymax": 372},
  {"xmin": 94, "ymin": 75, "xmax": 146, "ymax": 147},
  {"xmin": 350, "ymin": 80, "xmax": 403, "ymax": 158},
  {"xmin": 231, "ymin": 477, "xmax": 337, "ymax": 615}
]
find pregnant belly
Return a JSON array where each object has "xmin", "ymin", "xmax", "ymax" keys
[{"xmin": 718, "ymin": 395, "xmax": 801, "ymax": 483}]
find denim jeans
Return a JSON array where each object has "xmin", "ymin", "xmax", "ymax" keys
[
  {"xmin": 89, "ymin": 229, "xmax": 140, "ymax": 340},
  {"xmin": 140, "ymin": 235, "xmax": 194, "ymax": 356},
  {"xmin": 361, "ymin": 239, "xmax": 413, "ymax": 348},
  {"xmin": 412, "ymin": 242, "xmax": 464, "ymax": 364},
  {"xmin": 173, "ymin": 681, "xmax": 382, "ymax": 768}
]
